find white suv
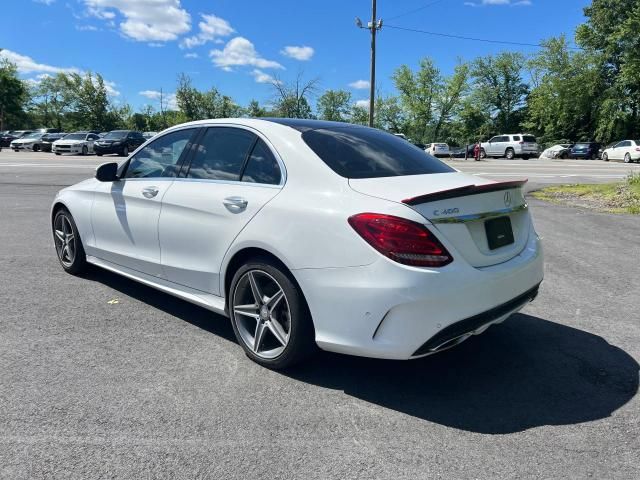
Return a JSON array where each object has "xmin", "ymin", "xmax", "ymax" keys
[{"xmin": 481, "ymin": 134, "xmax": 538, "ymax": 160}]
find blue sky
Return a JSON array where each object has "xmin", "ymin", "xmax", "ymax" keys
[{"xmin": 1, "ymin": 0, "xmax": 591, "ymax": 111}]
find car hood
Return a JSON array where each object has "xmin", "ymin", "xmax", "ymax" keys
[
  {"xmin": 12, "ymin": 138, "xmax": 35, "ymax": 144},
  {"xmin": 54, "ymin": 139, "xmax": 86, "ymax": 145}
]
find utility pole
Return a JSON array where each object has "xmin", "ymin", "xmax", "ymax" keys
[{"xmin": 356, "ymin": 1, "xmax": 382, "ymax": 127}]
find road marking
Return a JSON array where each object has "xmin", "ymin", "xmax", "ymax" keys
[{"xmin": 0, "ymin": 163, "xmax": 96, "ymax": 168}]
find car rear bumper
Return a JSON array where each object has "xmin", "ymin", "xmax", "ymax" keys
[{"xmin": 293, "ymin": 221, "xmax": 544, "ymax": 360}]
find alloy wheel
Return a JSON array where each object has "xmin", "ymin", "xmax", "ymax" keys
[
  {"xmin": 624, "ymin": 153, "xmax": 631, "ymax": 163},
  {"xmin": 231, "ymin": 270, "xmax": 291, "ymax": 359},
  {"xmin": 54, "ymin": 214, "xmax": 76, "ymax": 268}
]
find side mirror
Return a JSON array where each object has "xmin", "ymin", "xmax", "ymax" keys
[{"xmin": 95, "ymin": 162, "xmax": 119, "ymax": 182}]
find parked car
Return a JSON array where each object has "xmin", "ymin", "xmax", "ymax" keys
[
  {"xmin": 598, "ymin": 142, "xmax": 616, "ymax": 159},
  {"xmin": 142, "ymin": 131, "xmax": 158, "ymax": 139},
  {"xmin": 52, "ymin": 132, "xmax": 101, "ymax": 155},
  {"xmin": 51, "ymin": 118, "xmax": 544, "ymax": 369},
  {"xmin": 425, "ymin": 143, "xmax": 450, "ymax": 158},
  {"xmin": 39, "ymin": 133, "xmax": 67, "ymax": 152},
  {"xmin": 10, "ymin": 132, "xmax": 45, "ymax": 151},
  {"xmin": 1, "ymin": 130, "xmax": 33, "ymax": 147},
  {"xmin": 601, "ymin": 139, "xmax": 640, "ymax": 163},
  {"xmin": 450, "ymin": 145, "xmax": 476, "ymax": 158},
  {"xmin": 480, "ymin": 134, "xmax": 538, "ymax": 159},
  {"xmin": 540, "ymin": 144, "xmax": 573, "ymax": 159},
  {"xmin": 94, "ymin": 130, "xmax": 146, "ymax": 157},
  {"xmin": 569, "ymin": 142, "xmax": 600, "ymax": 160}
]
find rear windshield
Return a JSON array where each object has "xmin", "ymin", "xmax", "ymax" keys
[
  {"xmin": 64, "ymin": 133, "xmax": 86, "ymax": 140},
  {"xmin": 522, "ymin": 136, "xmax": 537, "ymax": 143},
  {"xmin": 574, "ymin": 143, "xmax": 591, "ymax": 148},
  {"xmin": 104, "ymin": 131, "xmax": 128, "ymax": 139},
  {"xmin": 301, "ymin": 127, "xmax": 454, "ymax": 179}
]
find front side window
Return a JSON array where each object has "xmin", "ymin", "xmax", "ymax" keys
[
  {"xmin": 301, "ymin": 127, "xmax": 453, "ymax": 179},
  {"xmin": 187, "ymin": 127, "xmax": 256, "ymax": 181},
  {"xmin": 123, "ymin": 128, "xmax": 196, "ymax": 179},
  {"xmin": 241, "ymin": 139, "xmax": 281, "ymax": 185}
]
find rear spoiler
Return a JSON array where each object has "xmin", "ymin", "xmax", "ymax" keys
[{"xmin": 402, "ymin": 180, "xmax": 528, "ymax": 206}]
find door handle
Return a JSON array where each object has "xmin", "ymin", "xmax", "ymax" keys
[
  {"xmin": 142, "ymin": 186, "xmax": 159, "ymax": 198},
  {"xmin": 223, "ymin": 196, "xmax": 248, "ymax": 211}
]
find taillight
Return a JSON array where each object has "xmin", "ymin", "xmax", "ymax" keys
[{"xmin": 348, "ymin": 213, "xmax": 453, "ymax": 267}]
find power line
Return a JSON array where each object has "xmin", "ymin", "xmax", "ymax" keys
[
  {"xmin": 385, "ymin": 0, "xmax": 449, "ymax": 22},
  {"xmin": 385, "ymin": 24, "xmax": 583, "ymax": 50}
]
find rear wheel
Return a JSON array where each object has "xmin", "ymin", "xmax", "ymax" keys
[
  {"xmin": 522, "ymin": 155, "xmax": 530, "ymax": 160},
  {"xmin": 33, "ymin": 144, "xmax": 40, "ymax": 152},
  {"xmin": 52, "ymin": 208, "xmax": 87, "ymax": 275},
  {"xmin": 55, "ymin": 152, "xmax": 61, "ymax": 156},
  {"xmin": 96, "ymin": 152, "xmax": 103, "ymax": 156},
  {"xmin": 229, "ymin": 258, "xmax": 316, "ymax": 369},
  {"xmin": 505, "ymin": 148, "xmax": 515, "ymax": 160}
]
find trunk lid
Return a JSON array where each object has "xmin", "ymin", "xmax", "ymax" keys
[{"xmin": 349, "ymin": 172, "xmax": 530, "ymax": 268}]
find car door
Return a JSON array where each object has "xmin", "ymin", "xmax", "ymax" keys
[
  {"xmin": 486, "ymin": 137, "xmax": 499, "ymax": 155},
  {"xmin": 612, "ymin": 141, "xmax": 628, "ymax": 160},
  {"xmin": 159, "ymin": 126, "xmax": 284, "ymax": 295},
  {"xmin": 90, "ymin": 127, "xmax": 199, "ymax": 276}
]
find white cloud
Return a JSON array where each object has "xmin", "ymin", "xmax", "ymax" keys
[
  {"xmin": 355, "ymin": 99, "xmax": 369, "ymax": 108},
  {"xmin": 180, "ymin": 14, "xmax": 234, "ymax": 49},
  {"xmin": 280, "ymin": 45, "xmax": 314, "ymax": 61},
  {"xmin": 210, "ymin": 37, "xmax": 283, "ymax": 71},
  {"xmin": 349, "ymin": 79, "xmax": 370, "ymax": 89},
  {"xmin": 464, "ymin": 0, "xmax": 531, "ymax": 6},
  {"xmin": 184, "ymin": 52, "xmax": 199, "ymax": 59},
  {"xmin": 139, "ymin": 90, "xmax": 177, "ymax": 110},
  {"xmin": 82, "ymin": 0, "xmax": 191, "ymax": 42},
  {"xmin": 250, "ymin": 69, "xmax": 281, "ymax": 84},
  {"xmin": 102, "ymin": 79, "xmax": 120, "ymax": 97},
  {"xmin": 33, "ymin": 0, "xmax": 56, "ymax": 5},
  {"xmin": 0, "ymin": 49, "xmax": 80, "ymax": 75}
]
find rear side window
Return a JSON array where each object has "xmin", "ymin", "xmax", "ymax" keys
[
  {"xmin": 301, "ymin": 127, "xmax": 454, "ymax": 179},
  {"xmin": 188, "ymin": 127, "xmax": 256, "ymax": 181},
  {"xmin": 241, "ymin": 139, "xmax": 281, "ymax": 185},
  {"xmin": 522, "ymin": 136, "xmax": 536, "ymax": 143},
  {"xmin": 512, "ymin": 136, "xmax": 521, "ymax": 141}
]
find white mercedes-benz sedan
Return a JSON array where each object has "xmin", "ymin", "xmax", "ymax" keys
[{"xmin": 51, "ymin": 118, "xmax": 544, "ymax": 369}]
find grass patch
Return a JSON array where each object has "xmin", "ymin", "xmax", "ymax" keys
[{"xmin": 532, "ymin": 172, "xmax": 640, "ymax": 214}]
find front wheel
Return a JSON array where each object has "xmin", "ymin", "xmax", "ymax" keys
[
  {"xmin": 479, "ymin": 149, "xmax": 487, "ymax": 159},
  {"xmin": 81, "ymin": 145, "xmax": 88, "ymax": 156},
  {"xmin": 624, "ymin": 153, "xmax": 631, "ymax": 164},
  {"xmin": 52, "ymin": 208, "xmax": 87, "ymax": 275},
  {"xmin": 603, "ymin": 153, "xmax": 609, "ymax": 162},
  {"xmin": 120, "ymin": 146, "xmax": 129, "ymax": 157},
  {"xmin": 229, "ymin": 258, "xmax": 316, "ymax": 369},
  {"xmin": 33, "ymin": 144, "xmax": 40, "ymax": 152}
]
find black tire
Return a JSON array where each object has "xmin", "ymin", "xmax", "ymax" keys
[
  {"xmin": 228, "ymin": 257, "xmax": 316, "ymax": 369},
  {"xmin": 624, "ymin": 153, "xmax": 631, "ymax": 164},
  {"xmin": 52, "ymin": 208, "xmax": 87, "ymax": 275},
  {"xmin": 122, "ymin": 146, "xmax": 129, "ymax": 157},
  {"xmin": 96, "ymin": 152, "xmax": 103, "ymax": 156},
  {"xmin": 479, "ymin": 149, "xmax": 487, "ymax": 159},
  {"xmin": 603, "ymin": 153, "xmax": 609, "ymax": 162},
  {"xmin": 33, "ymin": 144, "xmax": 40, "ymax": 152},
  {"xmin": 81, "ymin": 145, "xmax": 88, "ymax": 156},
  {"xmin": 505, "ymin": 148, "xmax": 515, "ymax": 160},
  {"xmin": 55, "ymin": 152, "xmax": 61, "ymax": 155},
  {"xmin": 522, "ymin": 155, "xmax": 530, "ymax": 160}
]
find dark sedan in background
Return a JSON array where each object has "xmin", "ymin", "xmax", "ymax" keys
[
  {"xmin": 1, "ymin": 130, "xmax": 34, "ymax": 147},
  {"xmin": 570, "ymin": 142, "xmax": 600, "ymax": 160},
  {"xmin": 40, "ymin": 133, "xmax": 67, "ymax": 152},
  {"xmin": 94, "ymin": 130, "xmax": 146, "ymax": 156}
]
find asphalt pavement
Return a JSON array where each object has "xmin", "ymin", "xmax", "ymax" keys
[{"xmin": 1, "ymin": 149, "xmax": 639, "ymax": 478}]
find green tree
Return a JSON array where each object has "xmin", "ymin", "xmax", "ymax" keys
[
  {"xmin": 0, "ymin": 59, "xmax": 28, "ymax": 130},
  {"xmin": 392, "ymin": 58, "xmax": 440, "ymax": 141},
  {"xmin": 432, "ymin": 62, "xmax": 470, "ymax": 141},
  {"xmin": 472, "ymin": 52, "xmax": 528, "ymax": 133},
  {"xmin": 350, "ymin": 103, "xmax": 369, "ymax": 125},
  {"xmin": 576, "ymin": 0, "xmax": 640, "ymax": 139},
  {"xmin": 317, "ymin": 89, "xmax": 352, "ymax": 122},
  {"xmin": 246, "ymin": 99, "xmax": 266, "ymax": 117}
]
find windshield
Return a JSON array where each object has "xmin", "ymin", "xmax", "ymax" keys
[
  {"xmin": 301, "ymin": 126, "xmax": 454, "ymax": 179},
  {"xmin": 64, "ymin": 133, "xmax": 86, "ymax": 140},
  {"xmin": 104, "ymin": 131, "xmax": 128, "ymax": 140},
  {"xmin": 24, "ymin": 133, "xmax": 42, "ymax": 139},
  {"xmin": 574, "ymin": 143, "xmax": 591, "ymax": 148}
]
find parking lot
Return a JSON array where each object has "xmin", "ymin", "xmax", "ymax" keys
[{"xmin": 1, "ymin": 150, "xmax": 639, "ymax": 478}]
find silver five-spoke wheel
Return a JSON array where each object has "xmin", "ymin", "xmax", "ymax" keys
[
  {"xmin": 232, "ymin": 270, "xmax": 291, "ymax": 359},
  {"xmin": 54, "ymin": 213, "xmax": 76, "ymax": 268}
]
